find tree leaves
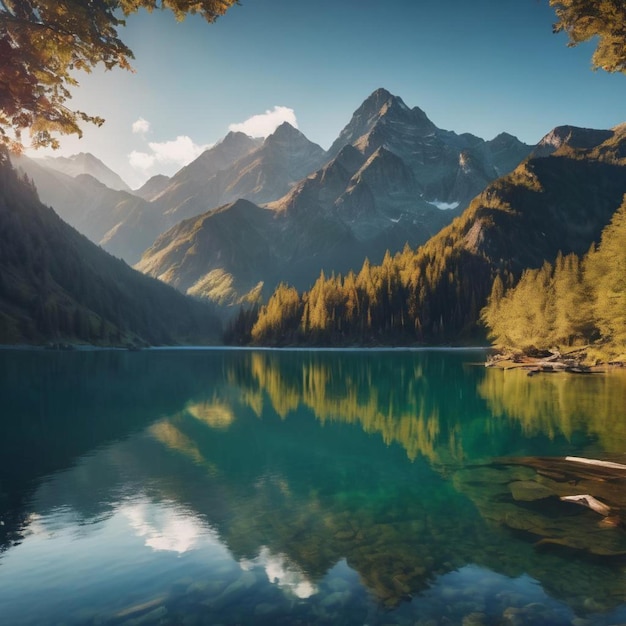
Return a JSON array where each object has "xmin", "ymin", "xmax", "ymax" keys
[
  {"xmin": 0, "ymin": 0, "xmax": 238, "ymax": 151},
  {"xmin": 550, "ymin": 0, "xmax": 626, "ymax": 73}
]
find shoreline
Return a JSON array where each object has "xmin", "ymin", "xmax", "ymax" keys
[
  {"xmin": 485, "ymin": 350, "xmax": 625, "ymax": 375},
  {"xmin": 0, "ymin": 343, "xmax": 491, "ymax": 353}
]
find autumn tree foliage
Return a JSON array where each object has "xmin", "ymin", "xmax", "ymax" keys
[
  {"xmin": 233, "ymin": 236, "xmax": 493, "ymax": 347},
  {"xmin": 0, "ymin": 0, "xmax": 238, "ymax": 151},
  {"xmin": 550, "ymin": 0, "xmax": 626, "ymax": 73},
  {"xmin": 482, "ymin": 196, "xmax": 626, "ymax": 359}
]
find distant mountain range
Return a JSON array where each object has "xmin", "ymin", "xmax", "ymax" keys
[
  {"xmin": 14, "ymin": 89, "xmax": 531, "ymax": 306},
  {"xmin": 0, "ymin": 152, "xmax": 219, "ymax": 346},
  {"xmin": 134, "ymin": 89, "xmax": 532, "ymax": 304},
  {"xmin": 36, "ymin": 152, "xmax": 131, "ymax": 192},
  {"xmin": 3, "ymin": 87, "xmax": 625, "ymax": 347}
]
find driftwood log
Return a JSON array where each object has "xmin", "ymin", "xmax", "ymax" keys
[{"xmin": 485, "ymin": 348, "xmax": 601, "ymax": 374}]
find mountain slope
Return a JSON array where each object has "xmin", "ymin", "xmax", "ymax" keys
[
  {"xmin": 11, "ymin": 155, "xmax": 162, "ymax": 263},
  {"xmin": 136, "ymin": 197, "xmax": 357, "ymax": 305},
  {"xmin": 149, "ymin": 131, "xmax": 262, "ymax": 212},
  {"xmin": 152, "ymin": 123, "xmax": 326, "ymax": 223},
  {"xmin": 134, "ymin": 174, "xmax": 171, "ymax": 201},
  {"xmin": 101, "ymin": 125, "xmax": 327, "ymax": 263},
  {"xmin": 383, "ymin": 123, "xmax": 626, "ymax": 340},
  {"xmin": 0, "ymin": 152, "xmax": 219, "ymax": 346},
  {"xmin": 36, "ymin": 152, "xmax": 131, "ymax": 191},
  {"xmin": 241, "ymin": 123, "xmax": 626, "ymax": 345},
  {"xmin": 481, "ymin": 196, "xmax": 626, "ymax": 359},
  {"xmin": 138, "ymin": 90, "xmax": 532, "ymax": 307}
]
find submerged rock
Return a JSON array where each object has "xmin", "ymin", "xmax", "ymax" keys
[
  {"xmin": 462, "ymin": 612, "xmax": 487, "ymax": 626},
  {"xmin": 509, "ymin": 481, "xmax": 555, "ymax": 502}
]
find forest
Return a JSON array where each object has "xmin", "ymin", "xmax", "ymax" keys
[
  {"xmin": 0, "ymin": 152, "xmax": 219, "ymax": 346},
  {"xmin": 227, "ymin": 189, "xmax": 626, "ymax": 362},
  {"xmin": 482, "ymin": 197, "xmax": 626, "ymax": 362}
]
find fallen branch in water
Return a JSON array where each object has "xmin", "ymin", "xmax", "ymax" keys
[
  {"xmin": 560, "ymin": 494, "xmax": 612, "ymax": 516},
  {"xmin": 565, "ymin": 456, "xmax": 626, "ymax": 472}
]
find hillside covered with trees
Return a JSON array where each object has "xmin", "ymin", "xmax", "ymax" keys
[
  {"xmin": 482, "ymin": 196, "xmax": 626, "ymax": 361},
  {"xmin": 226, "ymin": 125, "xmax": 626, "ymax": 348},
  {"xmin": 0, "ymin": 152, "xmax": 220, "ymax": 345}
]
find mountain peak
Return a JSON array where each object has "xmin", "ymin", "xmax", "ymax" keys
[
  {"xmin": 263, "ymin": 123, "xmax": 324, "ymax": 155},
  {"xmin": 363, "ymin": 87, "xmax": 398, "ymax": 106},
  {"xmin": 134, "ymin": 173, "xmax": 171, "ymax": 200},
  {"xmin": 39, "ymin": 152, "xmax": 130, "ymax": 191},
  {"xmin": 533, "ymin": 125, "xmax": 614, "ymax": 158},
  {"xmin": 220, "ymin": 130, "xmax": 257, "ymax": 147},
  {"xmin": 267, "ymin": 121, "xmax": 302, "ymax": 141},
  {"xmin": 360, "ymin": 87, "xmax": 411, "ymax": 117},
  {"xmin": 329, "ymin": 88, "xmax": 436, "ymax": 157},
  {"xmin": 176, "ymin": 131, "xmax": 261, "ymax": 181}
]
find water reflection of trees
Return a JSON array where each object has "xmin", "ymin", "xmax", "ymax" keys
[
  {"xmin": 144, "ymin": 410, "xmax": 509, "ymax": 608},
  {"xmin": 228, "ymin": 350, "xmax": 486, "ymax": 464},
  {"xmin": 216, "ymin": 351, "xmax": 626, "ymax": 610},
  {"xmin": 478, "ymin": 368, "xmax": 626, "ymax": 454}
]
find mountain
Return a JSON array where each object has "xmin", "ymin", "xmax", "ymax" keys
[
  {"xmin": 109, "ymin": 126, "xmax": 326, "ymax": 265},
  {"xmin": 240, "ymin": 123, "xmax": 626, "ymax": 346},
  {"xmin": 137, "ymin": 90, "xmax": 532, "ymax": 307},
  {"xmin": 328, "ymin": 87, "xmax": 437, "ymax": 156},
  {"xmin": 134, "ymin": 174, "xmax": 171, "ymax": 201},
  {"xmin": 327, "ymin": 88, "xmax": 532, "ymax": 207},
  {"xmin": 36, "ymin": 152, "xmax": 131, "ymax": 192},
  {"xmin": 0, "ymin": 152, "xmax": 219, "ymax": 346},
  {"xmin": 11, "ymin": 154, "xmax": 161, "ymax": 263},
  {"xmin": 135, "ymin": 198, "xmax": 357, "ymax": 305},
  {"xmin": 149, "ymin": 124, "xmax": 326, "ymax": 222},
  {"xmin": 148, "ymin": 131, "xmax": 262, "ymax": 212},
  {"xmin": 266, "ymin": 141, "xmax": 454, "ymax": 257},
  {"xmin": 17, "ymin": 90, "xmax": 530, "ymax": 281},
  {"xmin": 531, "ymin": 125, "xmax": 615, "ymax": 158}
]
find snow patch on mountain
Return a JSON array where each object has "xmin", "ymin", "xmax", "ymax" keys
[{"xmin": 427, "ymin": 200, "xmax": 460, "ymax": 211}]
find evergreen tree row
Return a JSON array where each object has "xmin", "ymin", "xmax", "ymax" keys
[
  {"xmin": 482, "ymin": 197, "xmax": 626, "ymax": 360},
  {"xmin": 227, "ymin": 240, "xmax": 495, "ymax": 347}
]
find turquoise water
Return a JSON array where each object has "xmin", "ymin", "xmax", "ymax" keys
[{"xmin": 1, "ymin": 348, "xmax": 626, "ymax": 625}]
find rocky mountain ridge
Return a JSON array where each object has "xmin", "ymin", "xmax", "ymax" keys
[{"xmin": 135, "ymin": 89, "xmax": 532, "ymax": 305}]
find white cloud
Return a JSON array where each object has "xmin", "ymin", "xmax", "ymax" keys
[
  {"xmin": 240, "ymin": 546, "xmax": 318, "ymax": 599},
  {"xmin": 128, "ymin": 150, "xmax": 156, "ymax": 171},
  {"xmin": 148, "ymin": 135, "xmax": 211, "ymax": 166},
  {"xmin": 229, "ymin": 106, "xmax": 298, "ymax": 138},
  {"xmin": 128, "ymin": 135, "xmax": 212, "ymax": 174},
  {"xmin": 122, "ymin": 499, "xmax": 205, "ymax": 554},
  {"xmin": 132, "ymin": 117, "xmax": 151, "ymax": 134}
]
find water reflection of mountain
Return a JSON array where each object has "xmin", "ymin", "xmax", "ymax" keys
[
  {"xmin": 2, "ymin": 349, "xmax": 626, "ymax": 616},
  {"xmin": 0, "ymin": 349, "xmax": 225, "ymax": 552}
]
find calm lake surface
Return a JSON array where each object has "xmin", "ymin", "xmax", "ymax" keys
[{"xmin": 1, "ymin": 348, "xmax": 626, "ymax": 626}]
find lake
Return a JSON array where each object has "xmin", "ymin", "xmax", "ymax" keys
[{"xmin": 1, "ymin": 348, "xmax": 626, "ymax": 626}]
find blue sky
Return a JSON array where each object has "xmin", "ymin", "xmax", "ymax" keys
[{"xmin": 31, "ymin": 0, "xmax": 626, "ymax": 188}]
